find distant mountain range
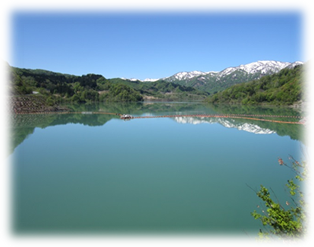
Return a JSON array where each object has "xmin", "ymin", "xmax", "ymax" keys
[{"xmin": 123, "ymin": 60, "xmax": 303, "ymax": 94}]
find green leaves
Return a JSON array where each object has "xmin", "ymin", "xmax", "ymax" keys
[
  {"xmin": 286, "ymin": 179, "xmax": 297, "ymax": 196},
  {"xmin": 251, "ymin": 210, "xmax": 262, "ymax": 220},
  {"xmin": 251, "ymin": 157, "xmax": 306, "ymax": 239}
]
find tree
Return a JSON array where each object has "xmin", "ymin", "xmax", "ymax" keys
[
  {"xmin": 250, "ymin": 156, "xmax": 307, "ymax": 239},
  {"xmin": 206, "ymin": 65, "xmax": 303, "ymax": 105}
]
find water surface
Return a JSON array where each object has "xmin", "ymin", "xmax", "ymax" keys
[{"xmin": 10, "ymin": 102, "xmax": 305, "ymax": 235}]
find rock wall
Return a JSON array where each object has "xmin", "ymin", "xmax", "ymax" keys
[{"xmin": 10, "ymin": 96, "xmax": 69, "ymax": 114}]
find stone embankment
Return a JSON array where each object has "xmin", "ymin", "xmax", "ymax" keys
[{"xmin": 10, "ymin": 96, "xmax": 69, "ymax": 114}]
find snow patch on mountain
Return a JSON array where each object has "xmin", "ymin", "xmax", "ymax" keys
[
  {"xmin": 143, "ymin": 78, "xmax": 159, "ymax": 82},
  {"xmin": 121, "ymin": 77, "xmax": 138, "ymax": 81},
  {"xmin": 165, "ymin": 60, "xmax": 303, "ymax": 82},
  {"xmin": 286, "ymin": 61, "xmax": 303, "ymax": 69},
  {"xmin": 120, "ymin": 60, "xmax": 303, "ymax": 83},
  {"xmin": 121, "ymin": 77, "xmax": 158, "ymax": 82},
  {"xmin": 171, "ymin": 71, "xmax": 207, "ymax": 80},
  {"xmin": 216, "ymin": 60, "xmax": 300, "ymax": 79}
]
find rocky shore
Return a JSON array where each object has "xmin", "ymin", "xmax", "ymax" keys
[{"xmin": 10, "ymin": 95, "xmax": 70, "ymax": 114}]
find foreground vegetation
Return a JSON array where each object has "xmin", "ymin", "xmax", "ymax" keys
[
  {"xmin": 206, "ymin": 65, "xmax": 304, "ymax": 105},
  {"xmin": 251, "ymin": 156, "xmax": 307, "ymax": 239}
]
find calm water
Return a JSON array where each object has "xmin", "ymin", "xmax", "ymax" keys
[{"xmin": 10, "ymin": 102, "xmax": 305, "ymax": 235}]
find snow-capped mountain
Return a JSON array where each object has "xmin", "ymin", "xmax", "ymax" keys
[
  {"xmin": 121, "ymin": 77, "xmax": 136, "ymax": 81},
  {"xmin": 121, "ymin": 77, "xmax": 158, "ymax": 82},
  {"xmin": 218, "ymin": 60, "xmax": 302, "ymax": 77},
  {"xmin": 142, "ymin": 78, "xmax": 159, "ymax": 82},
  {"xmin": 167, "ymin": 70, "xmax": 219, "ymax": 80},
  {"xmin": 286, "ymin": 61, "xmax": 303, "ymax": 69},
  {"xmin": 166, "ymin": 61, "xmax": 302, "ymax": 81},
  {"xmin": 174, "ymin": 116, "xmax": 276, "ymax": 135},
  {"xmin": 120, "ymin": 60, "xmax": 303, "ymax": 93},
  {"xmin": 163, "ymin": 60, "xmax": 303, "ymax": 93}
]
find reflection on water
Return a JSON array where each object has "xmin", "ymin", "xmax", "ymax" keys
[
  {"xmin": 2, "ymin": 102, "xmax": 312, "ymax": 160},
  {"xmin": 173, "ymin": 116, "xmax": 277, "ymax": 134},
  {"xmin": 10, "ymin": 102, "xmax": 306, "ymax": 235}
]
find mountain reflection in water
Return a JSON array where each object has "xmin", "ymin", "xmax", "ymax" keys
[
  {"xmin": 10, "ymin": 102, "xmax": 306, "ymax": 234},
  {"xmin": 10, "ymin": 102, "xmax": 305, "ymax": 153}
]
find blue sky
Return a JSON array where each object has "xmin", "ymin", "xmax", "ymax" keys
[{"xmin": 11, "ymin": 12, "xmax": 302, "ymax": 80}]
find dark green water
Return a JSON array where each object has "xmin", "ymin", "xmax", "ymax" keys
[{"xmin": 10, "ymin": 102, "xmax": 305, "ymax": 235}]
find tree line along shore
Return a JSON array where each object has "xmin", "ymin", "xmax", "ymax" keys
[{"xmin": 8, "ymin": 63, "xmax": 305, "ymax": 114}]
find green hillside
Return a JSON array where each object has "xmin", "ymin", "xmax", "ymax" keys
[
  {"xmin": 206, "ymin": 65, "xmax": 304, "ymax": 105},
  {"xmin": 166, "ymin": 70, "xmax": 265, "ymax": 94},
  {"xmin": 9, "ymin": 66, "xmax": 143, "ymax": 103},
  {"xmin": 105, "ymin": 78, "xmax": 208, "ymax": 101},
  {"xmin": 1, "ymin": 59, "xmax": 32, "ymax": 96},
  {"xmin": 9, "ymin": 66, "xmax": 208, "ymax": 105}
]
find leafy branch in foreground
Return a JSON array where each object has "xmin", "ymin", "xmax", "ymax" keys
[{"xmin": 250, "ymin": 156, "xmax": 307, "ymax": 239}]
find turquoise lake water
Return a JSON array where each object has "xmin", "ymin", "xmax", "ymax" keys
[{"xmin": 10, "ymin": 102, "xmax": 305, "ymax": 236}]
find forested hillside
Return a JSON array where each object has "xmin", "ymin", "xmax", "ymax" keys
[
  {"xmin": 9, "ymin": 66, "xmax": 143, "ymax": 103},
  {"xmin": 206, "ymin": 65, "xmax": 304, "ymax": 105},
  {"xmin": 9, "ymin": 63, "xmax": 304, "ymax": 112},
  {"xmin": 102, "ymin": 78, "xmax": 208, "ymax": 101},
  {"xmin": 1, "ymin": 59, "xmax": 32, "ymax": 95},
  {"xmin": 9, "ymin": 66, "xmax": 208, "ymax": 105}
]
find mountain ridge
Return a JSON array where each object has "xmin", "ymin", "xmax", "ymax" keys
[
  {"xmin": 206, "ymin": 63, "xmax": 304, "ymax": 105},
  {"xmin": 122, "ymin": 60, "xmax": 303, "ymax": 93},
  {"xmin": 162, "ymin": 60, "xmax": 303, "ymax": 93}
]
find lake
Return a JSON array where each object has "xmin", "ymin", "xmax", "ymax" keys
[{"xmin": 10, "ymin": 102, "xmax": 306, "ymax": 236}]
